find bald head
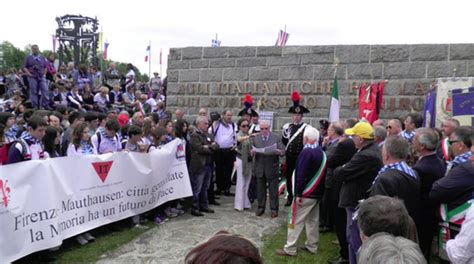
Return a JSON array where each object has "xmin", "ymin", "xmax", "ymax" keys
[
  {"xmin": 175, "ymin": 109, "xmax": 184, "ymax": 120},
  {"xmin": 387, "ymin": 119, "xmax": 402, "ymax": 136}
]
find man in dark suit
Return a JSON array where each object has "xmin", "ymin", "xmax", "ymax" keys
[
  {"xmin": 370, "ymin": 136, "xmax": 421, "ymax": 228},
  {"xmin": 334, "ymin": 122, "xmax": 383, "ymax": 264},
  {"xmin": 189, "ymin": 116, "xmax": 220, "ymax": 217},
  {"xmin": 412, "ymin": 128, "xmax": 446, "ymax": 260},
  {"xmin": 431, "ymin": 126, "xmax": 474, "ymax": 208},
  {"xmin": 252, "ymin": 120, "xmax": 284, "ymax": 218},
  {"xmin": 326, "ymin": 122, "xmax": 357, "ymax": 264},
  {"xmin": 321, "ymin": 122, "xmax": 344, "ymax": 232}
]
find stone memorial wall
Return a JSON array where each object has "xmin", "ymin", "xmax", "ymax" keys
[{"xmin": 166, "ymin": 44, "xmax": 474, "ymax": 128}]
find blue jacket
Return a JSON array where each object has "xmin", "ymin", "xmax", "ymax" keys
[
  {"xmin": 294, "ymin": 146, "xmax": 326, "ymax": 199},
  {"xmin": 430, "ymin": 162, "xmax": 474, "ymax": 210}
]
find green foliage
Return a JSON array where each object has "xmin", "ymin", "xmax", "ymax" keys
[
  {"xmin": 141, "ymin": 73, "xmax": 149, "ymax": 82},
  {"xmin": 0, "ymin": 41, "xmax": 27, "ymax": 70},
  {"xmin": 107, "ymin": 61, "xmax": 147, "ymax": 82},
  {"xmin": 261, "ymin": 224, "xmax": 339, "ymax": 263},
  {"xmin": 0, "ymin": 42, "xmax": 146, "ymax": 82},
  {"xmin": 41, "ymin": 50, "xmax": 54, "ymax": 58}
]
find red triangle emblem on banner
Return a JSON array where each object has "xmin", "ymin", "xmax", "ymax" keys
[{"xmin": 92, "ymin": 161, "xmax": 114, "ymax": 183}]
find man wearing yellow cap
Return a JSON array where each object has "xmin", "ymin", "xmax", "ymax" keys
[{"xmin": 333, "ymin": 121, "xmax": 383, "ymax": 264}]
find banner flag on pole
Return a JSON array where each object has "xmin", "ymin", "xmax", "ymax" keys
[
  {"xmin": 145, "ymin": 45, "xmax": 150, "ymax": 62},
  {"xmin": 212, "ymin": 39, "xmax": 221, "ymax": 47},
  {"xmin": 422, "ymin": 85, "xmax": 437, "ymax": 128},
  {"xmin": 159, "ymin": 48, "xmax": 162, "ymax": 65},
  {"xmin": 97, "ymin": 31, "xmax": 103, "ymax": 54},
  {"xmin": 329, "ymin": 76, "xmax": 340, "ymax": 122},
  {"xmin": 52, "ymin": 34, "xmax": 57, "ymax": 53},
  {"xmin": 275, "ymin": 29, "xmax": 289, "ymax": 47},
  {"xmin": 103, "ymin": 42, "xmax": 109, "ymax": 60}
]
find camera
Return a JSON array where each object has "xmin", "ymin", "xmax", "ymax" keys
[{"xmin": 210, "ymin": 111, "xmax": 220, "ymax": 122}]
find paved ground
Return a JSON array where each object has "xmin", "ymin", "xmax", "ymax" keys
[{"xmin": 97, "ymin": 194, "xmax": 288, "ymax": 264}]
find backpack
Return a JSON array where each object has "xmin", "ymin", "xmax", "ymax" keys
[
  {"xmin": 95, "ymin": 132, "xmax": 120, "ymax": 154},
  {"xmin": 211, "ymin": 121, "xmax": 236, "ymax": 143},
  {"xmin": 0, "ymin": 140, "xmax": 30, "ymax": 165},
  {"xmin": 211, "ymin": 121, "xmax": 235, "ymax": 136}
]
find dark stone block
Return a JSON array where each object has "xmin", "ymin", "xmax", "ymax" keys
[
  {"xmin": 257, "ymin": 47, "xmax": 283, "ymax": 57},
  {"xmin": 190, "ymin": 60, "xmax": 209, "ymax": 69},
  {"xmin": 178, "ymin": 69, "xmax": 200, "ymax": 82},
  {"xmin": 169, "ymin": 48, "xmax": 182, "ymax": 60},
  {"xmin": 228, "ymin": 47, "xmax": 257, "ymax": 57},
  {"xmin": 347, "ymin": 63, "xmax": 383, "ymax": 79},
  {"xmin": 450, "ymin": 44, "xmax": 474, "ymax": 60},
  {"xmin": 410, "ymin": 44, "xmax": 448, "ymax": 61},
  {"xmin": 384, "ymin": 62, "xmax": 426, "ymax": 79},
  {"xmin": 336, "ymin": 45, "xmax": 370, "ymax": 64},
  {"xmin": 267, "ymin": 56, "xmax": 300, "ymax": 66},
  {"xmin": 200, "ymin": 69, "xmax": 223, "ymax": 82},
  {"xmin": 209, "ymin": 58, "xmax": 236, "ymax": 68},
  {"xmin": 427, "ymin": 61, "xmax": 467, "ymax": 78},
  {"xmin": 249, "ymin": 68, "xmax": 279, "ymax": 81},
  {"xmin": 280, "ymin": 66, "xmax": 313, "ymax": 80},
  {"xmin": 182, "ymin": 47, "xmax": 203, "ymax": 60},
  {"xmin": 168, "ymin": 60, "xmax": 189, "ymax": 70},
  {"xmin": 371, "ymin": 45, "xmax": 410, "ymax": 63},
  {"xmin": 223, "ymin": 68, "xmax": 249, "ymax": 81},
  {"xmin": 203, "ymin": 47, "xmax": 230, "ymax": 58},
  {"xmin": 236, "ymin": 58, "xmax": 267, "ymax": 67}
]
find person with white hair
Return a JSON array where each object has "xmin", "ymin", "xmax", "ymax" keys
[
  {"xmin": 276, "ymin": 126, "xmax": 327, "ymax": 256},
  {"xmin": 357, "ymin": 233, "xmax": 427, "ymax": 264},
  {"xmin": 251, "ymin": 120, "xmax": 284, "ymax": 218}
]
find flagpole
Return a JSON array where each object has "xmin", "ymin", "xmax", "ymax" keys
[
  {"xmin": 52, "ymin": 34, "xmax": 56, "ymax": 53},
  {"xmin": 99, "ymin": 29, "xmax": 104, "ymax": 74},
  {"xmin": 160, "ymin": 48, "xmax": 162, "ymax": 77},
  {"xmin": 328, "ymin": 57, "xmax": 340, "ymax": 122},
  {"xmin": 148, "ymin": 40, "xmax": 151, "ymax": 80}
]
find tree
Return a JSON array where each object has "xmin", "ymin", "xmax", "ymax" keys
[
  {"xmin": 141, "ymin": 73, "xmax": 149, "ymax": 82},
  {"xmin": 0, "ymin": 41, "xmax": 27, "ymax": 70}
]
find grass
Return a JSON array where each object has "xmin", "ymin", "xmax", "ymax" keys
[
  {"xmin": 15, "ymin": 220, "xmax": 155, "ymax": 264},
  {"xmin": 261, "ymin": 224, "xmax": 339, "ymax": 264}
]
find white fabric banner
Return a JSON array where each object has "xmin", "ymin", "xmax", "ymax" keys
[{"xmin": 0, "ymin": 139, "xmax": 192, "ymax": 263}]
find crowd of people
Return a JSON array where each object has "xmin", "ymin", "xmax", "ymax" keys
[
  {"xmin": 272, "ymin": 112, "xmax": 473, "ymax": 264},
  {"xmin": 0, "ymin": 45, "xmax": 473, "ymax": 264}
]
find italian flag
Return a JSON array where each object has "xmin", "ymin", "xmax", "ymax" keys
[{"xmin": 329, "ymin": 76, "xmax": 339, "ymax": 122}]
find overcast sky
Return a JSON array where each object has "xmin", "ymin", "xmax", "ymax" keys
[{"xmin": 2, "ymin": 0, "xmax": 473, "ymax": 76}]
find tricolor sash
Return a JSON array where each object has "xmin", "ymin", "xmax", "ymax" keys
[
  {"xmin": 288, "ymin": 152, "xmax": 327, "ymax": 229},
  {"xmin": 278, "ymin": 179, "xmax": 287, "ymax": 196},
  {"xmin": 438, "ymin": 200, "xmax": 472, "ymax": 250},
  {"xmin": 441, "ymin": 138, "xmax": 450, "ymax": 161}
]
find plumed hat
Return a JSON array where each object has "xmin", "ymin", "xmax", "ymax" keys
[
  {"xmin": 288, "ymin": 90, "xmax": 309, "ymax": 114},
  {"xmin": 238, "ymin": 94, "xmax": 259, "ymax": 117}
]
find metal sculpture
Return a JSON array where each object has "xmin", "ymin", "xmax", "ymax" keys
[{"xmin": 55, "ymin": 15, "xmax": 99, "ymax": 66}]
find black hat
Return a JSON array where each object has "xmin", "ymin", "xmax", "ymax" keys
[
  {"xmin": 288, "ymin": 90, "xmax": 309, "ymax": 114},
  {"xmin": 319, "ymin": 119, "xmax": 329, "ymax": 130},
  {"xmin": 238, "ymin": 94, "xmax": 259, "ymax": 117}
]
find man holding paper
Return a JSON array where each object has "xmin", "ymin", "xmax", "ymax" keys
[{"xmin": 251, "ymin": 120, "xmax": 284, "ymax": 218}]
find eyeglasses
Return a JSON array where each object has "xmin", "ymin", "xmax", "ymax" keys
[
  {"xmin": 386, "ymin": 125, "xmax": 392, "ymax": 129},
  {"xmin": 449, "ymin": 140, "xmax": 460, "ymax": 145},
  {"xmin": 241, "ymin": 124, "xmax": 249, "ymax": 128},
  {"xmin": 260, "ymin": 127, "xmax": 269, "ymax": 130}
]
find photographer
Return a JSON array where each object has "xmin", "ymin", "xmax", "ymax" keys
[{"xmin": 210, "ymin": 109, "xmax": 237, "ymax": 197}]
